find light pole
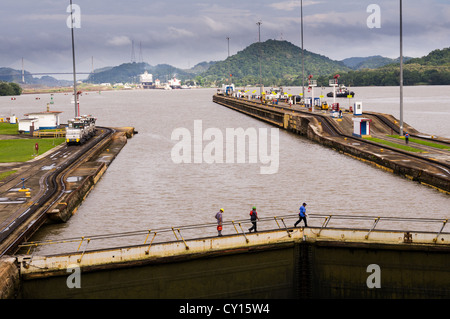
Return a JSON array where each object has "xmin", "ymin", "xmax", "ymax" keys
[
  {"xmin": 301, "ymin": 0, "xmax": 305, "ymax": 100},
  {"xmin": 308, "ymin": 75, "xmax": 316, "ymax": 113},
  {"xmin": 399, "ymin": 0, "xmax": 404, "ymax": 136},
  {"xmin": 226, "ymin": 37, "xmax": 230, "ymax": 58},
  {"xmin": 257, "ymin": 21, "xmax": 263, "ymax": 96},
  {"xmin": 69, "ymin": 0, "xmax": 78, "ymax": 118}
]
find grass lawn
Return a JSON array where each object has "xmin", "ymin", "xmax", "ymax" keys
[
  {"xmin": 0, "ymin": 123, "xmax": 19, "ymax": 135},
  {"xmin": 387, "ymin": 135, "xmax": 450, "ymax": 150},
  {"xmin": 363, "ymin": 137, "xmax": 425, "ymax": 153},
  {"xmin": 0, "ymin": 138, "xmax": 65, "ymax": 162},
  {"xmin": 0, "ymin": 170, "xmax": 17, "ymax": 181}
]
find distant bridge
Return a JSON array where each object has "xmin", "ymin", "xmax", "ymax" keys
[
  {"xmin": 0, "ymin": 72, "xmax": 93, "ymax": 77},
  {"xmin": 26, "ymin": 72, "xmax": 92, "ymax": 76}
]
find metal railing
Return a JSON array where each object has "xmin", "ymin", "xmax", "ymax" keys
[
  {"xmin": 18, "ymin": 214, "xmax": 448, "ymax": 257},
  {"xmin": 32, "ymin": 129, "xmax": 66, "ymax": 138}
]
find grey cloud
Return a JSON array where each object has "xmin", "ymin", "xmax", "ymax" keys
[{"xmin": 0, "ymin": 0, "xmax": 448, "ymax": 76}]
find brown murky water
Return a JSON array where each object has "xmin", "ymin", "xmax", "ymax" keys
[{"xmin": 1, "ymin": 86, "xmax": 448, "ymax": 254}]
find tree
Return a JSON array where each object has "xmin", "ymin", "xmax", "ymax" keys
[
  {"xmin": 9, "ymin": 82, "xmax": 22, "ymax": 95},
  {"xmin": 0, "ymin": 82, "xmax": 15, "ymax": 96}
]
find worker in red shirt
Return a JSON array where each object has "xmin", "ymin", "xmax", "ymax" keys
[{"xmin": 248, "ymin": 206, "xmax": 260, "ymax": 233}]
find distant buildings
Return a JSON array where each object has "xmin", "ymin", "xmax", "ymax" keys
[{"xmin": 139, "ymin": 71, "xmax": 185, "ymax": 90}]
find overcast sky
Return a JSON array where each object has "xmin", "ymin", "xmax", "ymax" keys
[{"xmin": 1, "ymin": 0, "xmax": 449, "ymax": 80}]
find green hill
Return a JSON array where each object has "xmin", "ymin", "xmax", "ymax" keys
[
  {"xmin": 406, "ymin": 47, "xmax": 450, "ymax": 66},
  {"xmin": 200, "ymin": 39, "xmax": 351, "ymax": 87},
  {"xmin": 72, "ymin": 44, "xmax": 450, "ymax": 87},
  {"xmin": 0, "ymin": 67, "xmax": 34, "ymax": 83},
  {"xmin": 341, "ymin": 55, "xmax": 412, "ymax": 70},
  {"xmin": 86, "ymin": 62, "xmax": 207, "ymax": 84},
  {"xmin": 87, "ymin": 62, "xmax": 149, "ymax": 84},
  {"xmin": 335, "ymin": 47, "xmax": 450, "ymax": 86}
]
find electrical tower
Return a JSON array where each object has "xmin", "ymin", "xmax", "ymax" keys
[{"xmin": 131, "ymin": 40, "xmax": 136, "ymax": 63}]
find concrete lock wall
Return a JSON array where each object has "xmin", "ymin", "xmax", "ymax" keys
[
  {"xmin": 18, "ymin": 238, "xmax": 450, "ymax": 299},
  {"xmin": 303, "ymin": 242, "xmax": 450, "ymax": 298},
  {"xmin": 19, "ymin": 245, "xmax": 297, "ymax": 299}
]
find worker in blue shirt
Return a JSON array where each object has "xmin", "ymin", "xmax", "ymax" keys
[{"xmin": 294, "ymin": 203, "xmax": 308, "ymax": 227}]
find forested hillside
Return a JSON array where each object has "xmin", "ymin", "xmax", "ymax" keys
[
  {"xmin": 333, "ymin": 48, "xmax": 450, "ymax": 86},
  {"xmin": 2, "ymin": 43, "xmax": 447, "ymax": 90},
  {"xmin": 86, "ymin": 62, "xmax": 205, "ymax": 84},
  {"xmin": 200, "ymin": 40, "xmax": 351, "ymax": 87},
  {"xmin": 340, "ymin": 55, "xmax": 412, "ymax": 70}
]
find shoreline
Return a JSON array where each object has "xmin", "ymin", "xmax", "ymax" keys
[{"xmin": 21, "ymin": 86, "xmax": 114, "ymax": 95}]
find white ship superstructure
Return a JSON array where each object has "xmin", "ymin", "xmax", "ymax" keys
[{"xmin": 140, "ymin": 71, "xmax": 154, "ymax": 89}]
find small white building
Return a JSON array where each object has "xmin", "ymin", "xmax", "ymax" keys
[
  {"xmin": 352, "ymin": 118, "xmax": 372, "ymax": 137},
  {"xmin": 353, "ymin": 102, "xmax": 363, "ymax": 116},
  {"xmin": 10, "ymin": 114, "xmax": 17, "ymax": 124},
  {"xmin": 23, "ymin": 110, "xmax": 62, "ymax": 130},
  {"xmin": 18, "ymin": 118, "xmax": 39, "ymax": 133}
]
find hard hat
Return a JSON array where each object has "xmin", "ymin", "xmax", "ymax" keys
[{"xmin": 220, "ymin": 208, "xmax": 224, "ymax": 212}]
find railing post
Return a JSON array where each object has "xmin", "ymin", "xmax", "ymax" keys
[
  {"xmin": 176, "ymin": 228, "xmax": 189, "ymax": 250},
  {"xmin": 317, "ymin": 215, "xmax": 332, "ymax": 237},
  {"xmin": 280, "ymin": 218, "xmax": 292, "ymax": 237},
  {"xmin": 433, "ymin": 219, "xmax": 447, "ymax": 243},
  {"xmin": 365, "ymin": 217, "xmax": 380, "ymax": 239},
  {"xmin": 171, "ymin": 227, "xmax": 179, "ymax": 240},
  {"xmin": 76, "ymin": 236, "xmax": 85, "ymax": 251},
  {"xmin": 238, "ymin": 222, "xmax": 249, "ymax": 243},
  {"xmin": 231, "ymin": 221, "xmax": 240, "ymax": 234},
  {"xmin": 145, "ymin": 232, "xmax": 157, "ymax": 255},
  {"xmin": 274, "ymin": 216, "xmax": 281, "ymax": 229},
  {"xmin": 143, "ymin": 229, "xmax": 152, "ymax": 244},
  {"xmin": 77, "ymin": 238, "xmax": 90, "ymax": 263},
  {"xmin": 26, "ymin": 243, "xmax": 38, "ymax": 255}
]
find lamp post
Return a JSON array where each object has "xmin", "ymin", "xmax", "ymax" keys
[
  {"xmin": 257, "ymin": 21, "xmax": 263, "ymax": 96},
  {"xmin": 301, "ymin": 0, "xmax": 305, "ymax": 100},
  {"xmin": 226, "ymin": 36, "xmax": 230, "ymax": 58},
  {"xmin": 308, "ymin": 75, "xmax": 316, "ymax": 113},
  {"xmin": 399, "ymin": 0, "xmax": 404, "ymax": 136},
  {"xmin": 69, "ymin": 0, "xmax": 78, "ymax": 118}
]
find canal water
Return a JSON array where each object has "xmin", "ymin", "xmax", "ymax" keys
[{"xmin": 1, "ymin": 86, "xmax": 449, "ymax": 254}]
